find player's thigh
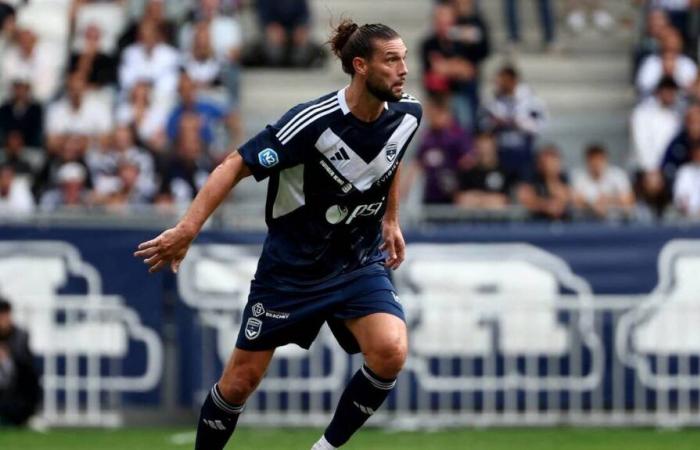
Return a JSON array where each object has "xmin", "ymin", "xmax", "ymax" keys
[
  {"xmin": 345, "ymin": 312, "xmax": 408, "ymax": 363},
  {"xmin": 218, "ymin": 347, "xmax": 275, "ymax": 402}
]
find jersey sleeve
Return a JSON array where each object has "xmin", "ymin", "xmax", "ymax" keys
[{"xmin": 238, "ymin": 103, "xmax": 317, "ymax": 181}]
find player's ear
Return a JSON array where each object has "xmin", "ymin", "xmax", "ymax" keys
[{"xmin": 353, "ymin": 56, "xmax": 368, "ymax": 77}]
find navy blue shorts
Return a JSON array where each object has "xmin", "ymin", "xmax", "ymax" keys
[{"xmin": 235, "ymin": 265, "xmax": 404, "ymax": 354}]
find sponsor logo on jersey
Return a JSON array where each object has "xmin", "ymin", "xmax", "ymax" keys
[
  {"xmin": 325, "ymin": 204, "xmax": 349, "ymax": 224},
  {"xmin": 326, "ymin": 198, "xmax": 385, "ymax": 225},
  {"xmin": 245, "ymin": 318, "xmax": 262, "ymax": 340},
  {"xmin": 258, "ymin": 148, "xmax": 279, "ymax": 168},
  {"xmin": 252, "ymin": 302, "xmax": 265, "ymax": 317}
]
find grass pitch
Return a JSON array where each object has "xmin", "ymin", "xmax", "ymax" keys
[{"xmin": 1, "ymin": 427, "xmax": 699, "ymax": 450}]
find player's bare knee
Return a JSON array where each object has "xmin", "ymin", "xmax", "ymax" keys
[
  {"xmin": 218, "ymin": 365, "xmax": 264, "ymax": 403},
  {"xmin": 366, "ymin": 340, "xmax": 407, "ymax": 379}
]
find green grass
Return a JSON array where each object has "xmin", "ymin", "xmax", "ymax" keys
[{"xmin": 1, "ymin": 427, "xmax": 700, "ymax": 450}]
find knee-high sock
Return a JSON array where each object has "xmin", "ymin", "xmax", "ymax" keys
[
  {"xmin": 323, "ymin": 364, "xmax": 396, "ymax": 447},
  {"xmin": 194, "ymin": 384, "xmax": 244, "ymax": 450}
]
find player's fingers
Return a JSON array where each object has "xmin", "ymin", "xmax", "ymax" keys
[
  {"xmin": 144, "ymin": 253, "xmax": 163, "ymax": 266},
  {"xmin": 379, "ymin": 242, "xmax": 387, "ymax": 251},
  {"xmin": 137, "ymin": 237, "xmax": 160, "ymax": 250},
  {"xmin": 134, "ymin": 247, "xmax": 159, "ymax": 258},
  {"xmin": 148, "ymin": 259, "xmax": 167, "ymax": 273},
  {"xmin": 171, "ymin": 258, "xmax": 183, "ymax": 274}
]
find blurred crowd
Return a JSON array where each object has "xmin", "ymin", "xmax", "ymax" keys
[
  {"xmin": 405, "ymin": 0, "xmax": 700, "ymax": 222},
  {"xmin": 0, "ymin": 0, "xmax": 320, "ymax": 217},
  {"xmin": 2, "ymin": 0, "xmax": 700, "ymax": 224}
]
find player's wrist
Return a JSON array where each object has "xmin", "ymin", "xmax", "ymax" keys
[{"xmin": 176, "ymin": 221, "xmax": 200, "ymax": 241}]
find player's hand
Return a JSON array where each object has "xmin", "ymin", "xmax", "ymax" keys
[
  {"xmin": 380, "ymin": 220, "xmax": 405, "ymax": 270},
  {"xmin": 134, "ymin": 223, "xmax": 197, "ymax": 274}
]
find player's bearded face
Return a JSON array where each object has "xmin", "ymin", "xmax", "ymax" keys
[
  {"xmin": 364, "ymin": 38, "xmax": 407, "ymax": 103},
  {"xmin": 366, "ymin": 71, "xmax": 402, "ymax": 102}
]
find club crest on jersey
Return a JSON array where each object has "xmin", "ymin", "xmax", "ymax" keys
[
  {"xmin": 258, "ymin": 148, "xmax": 279, "ymax": 168},
  {"xmin": 245, "ymin": 318, "xmax": 262, "ymax": 340},
  {"xmin": 252, "ymin": 302, "xmax": 265, "ymax": 317},
  {"xmin": 385, "ymin": 142, "xmax": 398, "ymax": 162}
]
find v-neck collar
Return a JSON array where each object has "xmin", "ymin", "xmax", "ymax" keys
[{"xmin": 337, "ymin": 87, "xmax": 390, "ymax": 129}]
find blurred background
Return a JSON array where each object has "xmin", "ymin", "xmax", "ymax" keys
[{"xmin": 1, "ymin": 0, "xmax": 700, "ymax": 448}]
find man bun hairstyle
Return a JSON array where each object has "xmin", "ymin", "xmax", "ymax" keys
[{"xmin": 329, "ymin": 19, "xmax": 400, "ymax": 75}]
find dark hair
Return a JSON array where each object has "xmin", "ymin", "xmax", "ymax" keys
[
  {"xmin": 656, "ymin": 75, "xmax": 678, "ymax": 92},
  {"xmin": 329, "ymin": 19, "xmax": 400, "ymax": 75},
  {"xmin": 0, "ymin": 297, "xmax": 11, "ymax": 314},
  {"xmin": 498, "ymin": 65, "xmax": 519, "ymax": 80},
  {"xmin": 586, "ymin": 143, "xmax": 607, "ymax": 158}
]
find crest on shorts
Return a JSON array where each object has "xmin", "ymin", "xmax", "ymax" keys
[
  {"xmin": 245, "ymin": 318, "xmax": 262, "ymax": 340},
  {"xmin": 385, "ymin": 142, "xmax": 398, "ymax": 162},
  {"xmin": 252, "ymin": 302, "xmax": 265, "ymax": 318}
]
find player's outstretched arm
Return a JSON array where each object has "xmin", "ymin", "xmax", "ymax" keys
[
  {"xmin": 380, "ymin": 164, "xmax": 405, "ymax": 270},
  {"xmin": 134, "ymin": 151, "xmax": 252, "ymax": 273}
]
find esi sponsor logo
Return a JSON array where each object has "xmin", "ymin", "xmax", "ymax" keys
[
  {"xmin": 325, "ymin": 198, "xmax": 386, "ymax": 225},
  {"xmin": 258, "ymin": 148, "xmax": 279, "ymax": 168}
]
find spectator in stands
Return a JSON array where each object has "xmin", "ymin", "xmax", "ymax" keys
[
  {"xmin": 68, "ymin": 24, "xmax": 118, "ymax": 89},
  {"xmin": 166, "ymin": 72, "xmax": 239, "ymax": 155},
  {"xmin": 179, "ymin": 0, "xmax": 242, "ymax": 108},
  {"xmin": 87, "ymin": 126, "xmax": 157, "ymax": 204},
  {"xmin": 0, "ymin": 27, "xmax": 61, "ymax": 103},
  {"xmin": 673, "ymin": 142, "xmax": 700, "ymax": 217},
  {"xmin": 480, "ymin": 65, "xmax": 547, "ymax": 181},
  {"xmin": 0, "ymin": 164, "xmax": 34, "ymax": 217},
  {"xmin": 157, "ymin": 117, "xmax": 212, "ymax": 207},
  {"xmin": 455, "ymin": 133, "xmax": 511, "ymax": 210},
  {"xmin": 0, "ymin": 2, "xmax": 15, "ymax": 52},
  {"xmin": 565, "ymin": 0, "xmax": 615, "ymax": 34},
  {"xmin": 661, "ymin": 103, "xmax": 700, "ymax": 185},
  {"xmin": 422, "ymin": 1, "xmax": 486, "ymax": 130},
  {"xmin": 648, "ymin": 0, "xmax": 692, "ymax": 46},
  {"xmin": 33, "ymin": 135, "xmax": 92, "ymax": 202},
  {"xmin": 115, "ymin": 80, "xmax": 168, "ymax": 153},
  {"xmin": 117, "ymin": 0, "xmax": 176, "ymax": 55},
  {"xmin": 572, "ymin": 144, "xmax": 635, "ymax": 219},
  {"xmin": 517, "ymin": 144, "xmax": 571, "ymax": 220},
  {"xmin": 181, "ymin": 22, "xmax": 224, "ymax": 90},
  {"xmin": 631, "ymin": 76, "xmax": 681, "ymax": 216},
  {"xmin": 0, "ymin": 297, "xmax": 40, "ymax": 426},
  {"xmin": 45, "ymin": 73, "xmax": 113, "ymax": 155},
  {"xmin": 0, "ymin": 131, "xmax": 33, "ymax": 180},
  {"xmin": 255, "ymin": 0, "xmax": 316, "ymax": 67},
  {"xmin": 119, "ymin": 20, "xmax": 179, "ymax": 104},
  {"xmin": 39, "ymin": 162, "xmax": 91, "ymax": 211},
  {"xmin": 0, "ymin": 77, "xmax": 43, "ymax": 147},
  {"xmin": 503, "ymin": 0, "xmax": 556, "ymax": 52},
  {"xmin": 401, "ymin": 94, "xmax": 473, "ymax": 205},
  {"xmin": 93, "ymin": 156, "xmax": 153, "ymax": 211},
  {"xmin": 636, "ymin": 27, "xmax": 697, "ymax": 97},
  {"xmin": 634, "ymin": 8, "xmax": 671, "ymax": 73}
]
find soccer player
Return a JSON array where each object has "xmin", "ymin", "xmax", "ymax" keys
[{"xmin": 135, "ymin": 19, "xmax": 421, "ymax": 450}]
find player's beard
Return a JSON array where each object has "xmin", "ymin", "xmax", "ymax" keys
[{"xmin": 365, "ymin": 73, "xmax": 402, "ymax": 103}]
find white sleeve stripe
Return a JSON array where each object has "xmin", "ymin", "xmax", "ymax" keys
[
  {"xmin": 278, "ymin": 101, "xmax": 339, "ymax": 143},
  {"xmin": 280, "ymin": 105, "xmax": 341, "ymax": 145},
  {"xmin": 399, "ymin": 99, "xmax": 421, "ymax": 103},
  {"xmin": 276, "ymin": 97, "xmax": 338, "ymax": 139}
]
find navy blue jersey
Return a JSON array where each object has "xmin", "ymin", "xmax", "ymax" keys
[{"xmin": 239, "ymin": 88, "xmax": 422, "ymax": 289}]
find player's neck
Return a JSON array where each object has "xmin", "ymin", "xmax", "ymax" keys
[{"xmin": 345, "ymin": 81, "xmax": 385, "ymax": 123}]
